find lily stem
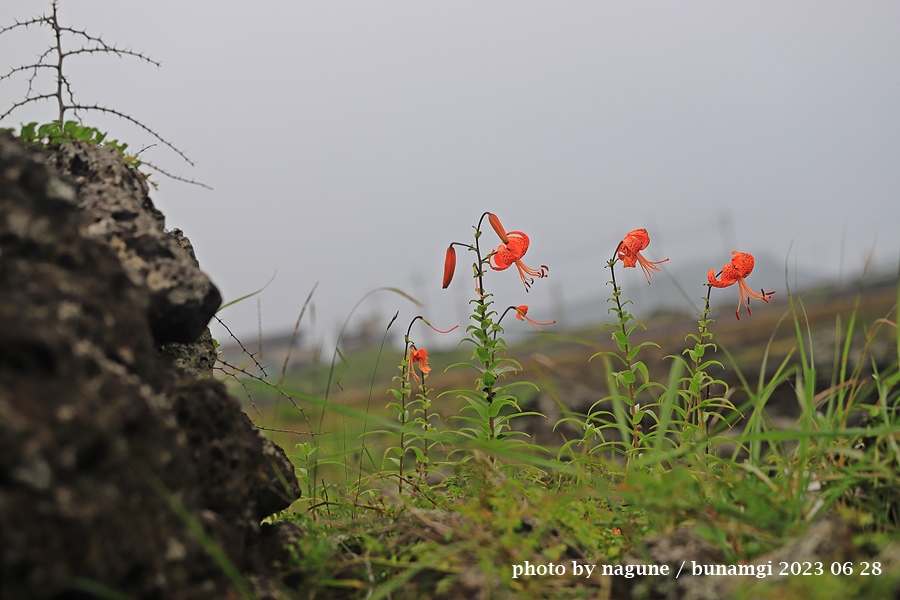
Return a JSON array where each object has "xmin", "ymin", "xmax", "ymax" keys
[
  {"xmin": 474, "ymin": 212, "xmax": 497, "ymax": 440},
  {"xmin": 608, "ymin": 257, "xmax": 640, "ymax": 457},
  {"xmin": 687, "ymin": 284, "xmax": 715, "ymax": 458}
]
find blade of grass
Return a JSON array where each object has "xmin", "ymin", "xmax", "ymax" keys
[
  {"xmin": 217, "ymin": 271, "xmax": 277, "ymax": 312},
  {"xmin": 277, "ymin": 282, "xmax": 318, "ymax": 386}
]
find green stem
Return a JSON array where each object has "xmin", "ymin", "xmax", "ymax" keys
[
  {"xmin": 398, "ymin": 376, "xmax": 407, "ymax": 496},
  {"xmin": 419, "ymin": 371, "xmax": 429, "ymax": 484},
  {"xmin": 473, "ymin": 213, "xmax": 499, "ymax": 440},
  {"xmin": 607, "ymin": 257, "xmax": 639, "ymax": 456}
]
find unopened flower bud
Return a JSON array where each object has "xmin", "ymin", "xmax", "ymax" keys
[
  {"xmin": 488, "ymin": 213, "xmax": 509, "ymax": 244},
  {"xmin": 442, "ymin": 245, "xmax": 456, "ymax": 289}
]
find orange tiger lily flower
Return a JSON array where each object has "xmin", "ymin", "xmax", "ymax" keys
[
  {"xmin": 515, "ymin": 305, "xmax": 556, "ymax": 332},
  {"xmin": 408, "ymin": 347, "xmax": 431, "ymax": 381},
  {"xmin": 616, "ymin": 228, "xmax": 668, "ymax": 283},
  {"xmin": 488, "ymin": 213, "xmax": 548, "ymax": 291},
  {"xmin": 708, "ymin": 251, "xmax": 775, "ymax": 320}
]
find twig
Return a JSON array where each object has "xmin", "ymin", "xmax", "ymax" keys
[
  {"xmin": 0, "ymin": 0, "xmax": 202, "ymax": 185},
  {"xmin": 253, "ymin": 425, "xmax": 325, "ymax": 437},
  {"xmin": 217, "ymin": 358, "xmax": 314, "ymax": 433},
  {"xmin": 214, "ymin": 314, "xmax": 267, "ymax": 377}
]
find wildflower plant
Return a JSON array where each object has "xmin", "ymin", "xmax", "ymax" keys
[
  {"xmin": 4, "ymin": 7, "xmax": 899, "ymax": 600},
  {"xmin": 578, "ymin": 229, "xmax": 668, "ymax": 462},
  {"xmin": 219, "ymin": 215, "xmax": 900, "ymax": 600},
  {"xmin": 680, "ymin": 251, "xmax": 773, "ymax": 440},
  {"xmin": 441, "ymin": 212, "xmax": 551, "ymax": 446},
  {"xmin": 379, "ymin": 316, "xmax": 455, "ymax": 494},
  {"xmin": 676, "ymin": 282, "xmax": 727, "ymax": 436}
]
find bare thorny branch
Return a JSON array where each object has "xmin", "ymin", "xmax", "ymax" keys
[
  {"xmin": 0, "ymin": 15, "xmax": 53, "ymax": 36},
  {"xmin": 213, "ymin": 314, "xmax": 317, "ymax": 436},
  {"xmin": 139, "ymin": 160, "xmax": 212, "ymax": 190},
  {"xmin": 67, "ymin": 104, "xmax": 194, "ymax": 165},
  {"xmin": 0, "ymin": 1, "xmax": 205, "ymax": 185},
  {"xmin": 216, "ymin": 357, "xmax": 317, "ymax": 436}
]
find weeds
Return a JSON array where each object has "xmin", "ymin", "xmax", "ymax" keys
[
  {"xmin": 11, "ymin": 5, "xmax": 897, "ymax": 598},
  {"xmin": 26, "ymin": 179, "xmax": 861, "ymax": 595},
  {"xmin": 222, "ymin": 220, "xmax": 900, "ymax": 598},
  {"xmin": 440, "ymin": 212, "xmax": 550, "ymax": 450}
]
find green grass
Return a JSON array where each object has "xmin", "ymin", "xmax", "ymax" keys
[{"xmin": 223, "ymin": 241, "xmax": 900, "ymax": 599}]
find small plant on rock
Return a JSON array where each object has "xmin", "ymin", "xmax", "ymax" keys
[{"xmin": 0, "ymin": 0, "xmax": 205, "ymax": 187}]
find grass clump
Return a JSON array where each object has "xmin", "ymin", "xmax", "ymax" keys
[{"xmin": 220, "ymin": 216, "xmax": 900, "ymax": 599}]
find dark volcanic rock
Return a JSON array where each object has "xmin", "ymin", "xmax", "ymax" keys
[
  {"xmin": 171, "ymin": 380, "xmax": 301, "ymax": 523},
  {"xmin": 611, "ymin": 526, "xmax": 725, "ymax": 600},
  {"xmin": 0, "ymin": 132, "xmax": 301, "ymax": 599},
  {"xmin": 159, "ymin": 327, "xmax": 219, "ymax": 379},
  {"xmin": 45, "ymin": 141, "xmax": 222, "ymax": 344},
  {"xmin": 611, "ymin": 514, "xmax": 859, "ymax": 600}
]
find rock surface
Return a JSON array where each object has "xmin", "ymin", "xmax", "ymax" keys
[
  {"xmin": 0, "ymin": 132, "xmax": 301, "ymax": 599},
  {"xmin": 45, "ymin": 141, "xmax": 222, "ymax": 345},
  {"xmin": 611, "ymin": 514, "xmax": 859, "ymax": 600}
]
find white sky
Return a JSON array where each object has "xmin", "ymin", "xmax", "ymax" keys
[{"xmin": 3, "ymin": 2, "xmax": 899, "ymax": 350}]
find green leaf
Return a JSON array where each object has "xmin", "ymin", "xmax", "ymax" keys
[
  {"xmin": 617, "ymin": 369, "xmax": 636, "ymax": 386},
  {"xmin": 613, "ymin": 330, "xmax": 628, "ymax": 352},
  {"xmin": 217, "ymin": 271, "xmax": 278, "ymax": 312},
  {"xmin": 20, "ymin": 122, "xmax": 37, "ymax": 142},
  {"xmin": 625, "ymin": 322, "xmax": 648, "ymax": 337},
  {"xmin": 442, "ymin": 361, "xmax": 483, "ymax": 374},
  {"xmin": 474, "ymin": 346, "xmax": 491, "ymax": 364},
  {"xmin": 487, "ymin": 399, "xmax": 506, "ymax": 418},
  {"xmin": 632, "ymin": 361, "xmax": 650, "ymax": 383},
  {"xmin": 38, "ymin": 122, "xmax": 57, "ymax": 137},
  {"xmin": 631, "ymin": 410, "xmax": 643, "ymax": 426},
  {"xmin": 629, "ymin": 340, "xmax": 660, "ymax": 359},
  {"xmin": 463, "ymin": 398, "xmax": 491, "ymax": 421}
]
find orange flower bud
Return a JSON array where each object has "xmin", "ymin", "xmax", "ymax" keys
[
  {"xmin": 442, "ymin": 245, "xmax": 456, "ymax": 289},
  {"xmin": 488, "ymin": 213, "xmax": 510, "ymax": 244}
]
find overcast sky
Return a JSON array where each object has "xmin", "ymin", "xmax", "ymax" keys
[{"xmin": 3, "ymin": 2, "xmax": 899, "ymax": 351}]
